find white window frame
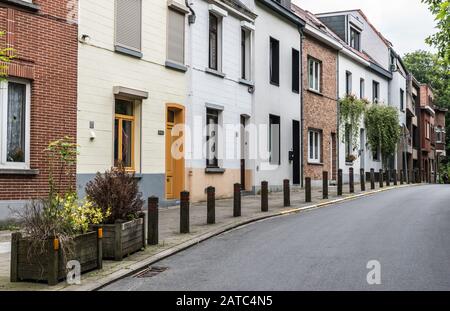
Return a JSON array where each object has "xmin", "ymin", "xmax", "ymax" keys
[
  {"xmin": 208, "ymin": 10, "xmax": 225, "ymax": 72},
  {"xmin": 308, "ymin": 129, "xmax": 321, "ymax": 164},
  {"xmin": 240, "ymin": 26, "xmax": 253, "ymax": 81},
  {"xmin": 114, "ymin": 0, "xmax": 143, "ymax": 53},
  {"xmin": 308, "ymin": 58, "xmax": 321, "ymax": 93},
  {"xmin": 0, "ymin": 78, "xmax": 31, "ymax": 170}
]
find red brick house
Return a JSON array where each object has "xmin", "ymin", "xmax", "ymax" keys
[
  {"xmin": 0, "ymin": 0, "xmax": 78, "ymax": 219},
  {"xmin": 418, "ymin": 84, "xmax": 436, "ymax": 182},
  {"xmin": 291, "ymin": 5, "xmax": 340, "ymax": 185},
  {"xmin": 434, "ymin": 106, "xmax": 447, "ymax": 181}
]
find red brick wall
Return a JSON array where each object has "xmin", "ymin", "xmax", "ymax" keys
[
  {"xmin": 302, "ymin": 35, "xmax": 338, "ymax": 181},
  {"xmin": 0, "ymin": 1, "xmax": 78, "ymax": 200}
]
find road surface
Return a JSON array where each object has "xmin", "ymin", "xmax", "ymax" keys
[{"xmin": 103, "ymin": 185, "xmax": 450, "ymax": 291}]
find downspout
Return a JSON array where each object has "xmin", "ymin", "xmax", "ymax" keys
[
  {"xmin": 299, "ymin": 25, "xmax": 305, "ymax": 188},
  {"xmin": 336, "ymin": 50, "xmax": 340, "ymax": 184},
  {"xmin": 185, "ymin": 0, "xmax": 195, "ymax": 193}
]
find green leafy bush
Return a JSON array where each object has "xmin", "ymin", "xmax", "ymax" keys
[
  {"xmin": 339, "ymin": 94, "xmax": 368, "ymax": 149},
  {"xmin": 365, "ymin": 105, "xmax": 401, "ymax": 167}
]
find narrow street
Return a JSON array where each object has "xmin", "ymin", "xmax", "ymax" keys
[{"xmin": 103, "ymin": 185, "xmax": 450, "ymax": 291}]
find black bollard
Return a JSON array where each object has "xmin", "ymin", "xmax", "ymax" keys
[
  {"xmin": 233, "ymin": 183, "xmax": 241, "ymax": 217},
  {"xmin": 393, "ymin": 169, "xmax": 398, "ymax": 186},
  {"xmin": 305, "ymin": 177, "xmax": 312, "ymax": 203},
  {"xmin": 349, "ymin": 168, "xmax": 354, "ymax": 193},
  {"xmin": 379, "ymin": 169, "xmax": 384, "ymax": 188},
  {"xmin": 386, "ymin": 170, "xmax": 390, "ymax": 187},
  {"xmin": 180, "ymin": 191, "xmax": 190, "ymax": 234},
  {"xmin": 370, "ymin": 169, "xmax": 375, "ymax": 190},
  {"xmin": 147, "ymin": 196, "xmax": 159, "ymax": 245},
  {"xmin": 360, "ymin": 168, "xmax": 365, "ymax": 191},
  {"xmin": 283, "ymin": 179, "xmax": 290, "ymax": 207},
  {"xmin": 337, "ymin": 169, "xmax": 343, "ymax": 196},
  {"xmin": 323, "ymin": 171, "xmax": 328, "ymax": 199},
  {"xmin": 206, "ymin": 186, "xmax": 215, "ymax": 224},
  {"xmin": 261, "ymin": 181, "xmax": 268, "ymax": 212}
]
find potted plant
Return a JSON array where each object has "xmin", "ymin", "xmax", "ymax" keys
[
  {"xmin": 10, "ymin": 137, "xmax": 106, "ymax": 285},
  {"xmin": 346, "ymin": 154, "xmax": 357, "ymax": 164},
  {"xmin": 85, "ymin": 166, "xmax": 145, "ymax": 261}
]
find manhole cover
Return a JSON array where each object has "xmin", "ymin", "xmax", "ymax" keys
[{"xmin": 134, "ymin": 266, "xmax": 168, "ymax": 278}]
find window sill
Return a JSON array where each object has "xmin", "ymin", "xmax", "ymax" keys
[
  {"xmin": 0, "ymin": 168, "xmax": 39, "ymax": 175},
  {"xmin": 270, "ymin": 81, "xmax": 280, "ymax": 87},
  {"xmin": 165, "ymin": 60, "xmax": 188, "ymax": 73},
  {"xmin": 307, "ymin": 162, "xmax": 323, "ymax": 166},
  {"xmin": 205, "ymin": 167, "xmax": 226, "ymax": 174},
  {"xmin": 307, "ymin": 88, "xmax": 323, "ymax": 96},
  {"xmin": 115, "ymin": 45, "xmax": 143, "ymax": 59},
  {"xmin": 205, "ymin": 68, "xmax": 226, "ymax": 78},
  {"xmin": 345, "ymin": 162, "xmax": 355, "ymax": 166},
  {"xmin": 0, "ymin": 0, "xmax": 40, "ymax": 11},
  {"xmin": 238, "ymin": 78, "xmax": 254, "ymax": 87}
]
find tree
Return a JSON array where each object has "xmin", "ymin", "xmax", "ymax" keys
[
  {"xmin": 422, "ymin": 0, "xmax": 450, "ymax": 65},
  {"xmin": 403, "ymin": 50, "xmax": 450, "ymax": 157}
]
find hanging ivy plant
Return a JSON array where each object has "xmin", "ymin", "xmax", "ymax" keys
[
  {"xmin": 365, "ymin": 105, "xmax": 401, "ymax": 167},
  {"xmin": 339, "ymin": 94, "xmax": 368, "ymax": 150}
]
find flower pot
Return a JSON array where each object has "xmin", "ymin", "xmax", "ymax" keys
[
  {"xmin": 93, "ymin": 214, "xmax": 145, "ymax": 261},
  {"xmin": 10, "ymin": 230, "xmax": 102, "ymax": 286}
]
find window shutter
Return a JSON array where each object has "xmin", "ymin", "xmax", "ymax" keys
[
  {"xmin": 116, "ymin": 0, "xmax": 142, "ymax": 51},
  {"xmin": 168, "ymin": 9, "xmax": 185, "ymax": 64}
]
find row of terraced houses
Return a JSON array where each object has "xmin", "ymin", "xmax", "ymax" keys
[{"xmin": 0, "ymin": 0, "xmax": 446, "ymax": 218}]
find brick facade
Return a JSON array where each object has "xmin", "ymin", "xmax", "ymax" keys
[
  {"xmin": 302, "ymin": 35, "xmax": 338, "ymax": 181},
  {"xmin": 0, "ymin": 0, "xmax": 78, "ymax": 201}
]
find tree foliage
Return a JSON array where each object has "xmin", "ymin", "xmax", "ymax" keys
[
  {"xmin": 422, "ymin": 0, "xmax": 450, "ymax": 66},
  {"xmin": 365, "ymin": 105, "xmax": 401, "ymax": 168}
]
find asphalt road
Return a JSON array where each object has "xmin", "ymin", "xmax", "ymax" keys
[{"xmin": 103, "ymin": 185, "xmax": 450, "ymax": 291}]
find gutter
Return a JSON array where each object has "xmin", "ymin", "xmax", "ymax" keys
[
  {"xmin": 299, "ymin": 26, "xmax": 305, "ymax": 187},
  {"xmin": 256, "ymin": 0, "xmax": 305, "ymax": 27}
]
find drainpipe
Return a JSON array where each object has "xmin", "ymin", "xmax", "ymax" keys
[
  {"xmin": 185, "ymin": 0, "xmax": 195, "ymax": 193},
  {"xmin": 299, "ymin": 26, "xmax": 305, "ymax": 188}
]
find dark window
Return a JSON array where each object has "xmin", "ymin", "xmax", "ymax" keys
[
  {"xmin": 372, "ymin": 81, "xmax": 380, "ymax": 103},
  {"xmin": 206, "ymin": 108, "xmax": 219, "ymax": 168},
  {"xmin": 350, "ymin": 27, "xmax": 360, "ymax": 50},
  {"xmin": 6, "ymin": 82, "xmax": 26, "ymax": 163},
  {"xmin": 269, "ymin": 114, "xmax": 280, "ymax": 165},
  {"xmin": 209, "ymin": 13, "xmax": 218, "ymax": 70},
  {"xmin": 292, "ymin": 49, "xmax": 299, "ymax": 93},
  {"xmin": 241, "ymin": 29, "xmax": 246, "ymax": 79},
  {"xmin": 360, "ymin": 78, "xmax": 365, "ymax": 99},
  {"xmin": 269, "ymin": 37, "xmax": 280, "ymax": 85},
  {"xmin": 346, "ymin": 71, "xmax": 352, "ymax": 95},
  {"xmin": 400, "ymin": 89, "xmax": 404, "ymax": 111}
]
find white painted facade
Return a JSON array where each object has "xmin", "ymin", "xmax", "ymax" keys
[
  {"xmin": 184, "ymin": 0, "xmax": 256, "ymax": 201},
  {"xmin": 248, "ymin": 0, "xmax": 303, "ymax": 190},
  {"xmin": 77, "ymin": 0, "xmax": 188, "ymax": 201},
  {"xmin": 337, "ymin": 51, "xmax": 389, "ymax": 180}
]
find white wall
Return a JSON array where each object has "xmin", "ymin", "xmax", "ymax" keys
[
  {"xmin": 338, "ymin": 53, "xmax": 389, "ymax": 180},
  {"xmin": 251, "ymin": 3, "xmax": 301, "ymax": 189},
  {"xmin": 185, "ymin": 0, "xmax": 254, "ymax": 171}
]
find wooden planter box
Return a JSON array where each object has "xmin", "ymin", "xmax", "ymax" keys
[
  {"xmin": 10, "ymin": 230, "xmax": 102, "ymax": 286},
  {"xmin": 93, "ymin": 215, "xmax": 145, "ymax": 261}
]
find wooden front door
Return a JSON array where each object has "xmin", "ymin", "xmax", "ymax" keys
[{"xmin": 165, "ymin": 106, "xmax": 184, "ymax": 200}]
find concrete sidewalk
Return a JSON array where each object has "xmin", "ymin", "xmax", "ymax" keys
[{"xmin": 0, "ymin": 181, "xmax": 416, "ymax": 291}]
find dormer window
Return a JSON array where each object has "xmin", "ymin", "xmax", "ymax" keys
[{"xmin": 349, "ymin": 27, "xmax": 360, "ymax": 51}]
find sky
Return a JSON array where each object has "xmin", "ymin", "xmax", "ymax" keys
[{"xmin": 292, "ymin": 0, "xmax": 437, "ymax": 56}]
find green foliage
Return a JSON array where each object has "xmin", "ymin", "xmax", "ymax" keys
[
  {"xmin": 403, "ymin": 50, "xmax": 450, "ymax": 157},
  {"xmin": 422, "ymin": 0, "xmax": 450, "ymax": 66},
  {"xmin": 365, "ymin": 105, "xmax": 401, "ymax": 167},
  {"xmin": 339, "ymin": 94, "xmax": 368, "ymax": 149},
  {"xmin": 45, "ymin": 136, "xmax": 78, "ymax": 195},
  {"xmin": 0, "ymin": 31, "xmax": 15, "ymax": 80}
]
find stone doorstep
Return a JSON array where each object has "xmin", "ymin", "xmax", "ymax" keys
[{"xmin": 0, "ymin": 183, "xmax": 418, "ymax": 291}]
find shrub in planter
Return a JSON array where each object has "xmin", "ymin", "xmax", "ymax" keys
[
  {"xmin": 10, "ymin": 137, "xmax": 107, "ymax": 285},
  {"xmin": 10, "ymin": 194, "xmax": 106, "ymax": 285},
  {"xmin": 85, "ymin": 166, "xmax": 145, "ymax": 260}
]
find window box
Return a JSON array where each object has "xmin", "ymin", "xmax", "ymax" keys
[{"xmin": 10, "ymin": 230, "xmax": 102, "ymax": 286}]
